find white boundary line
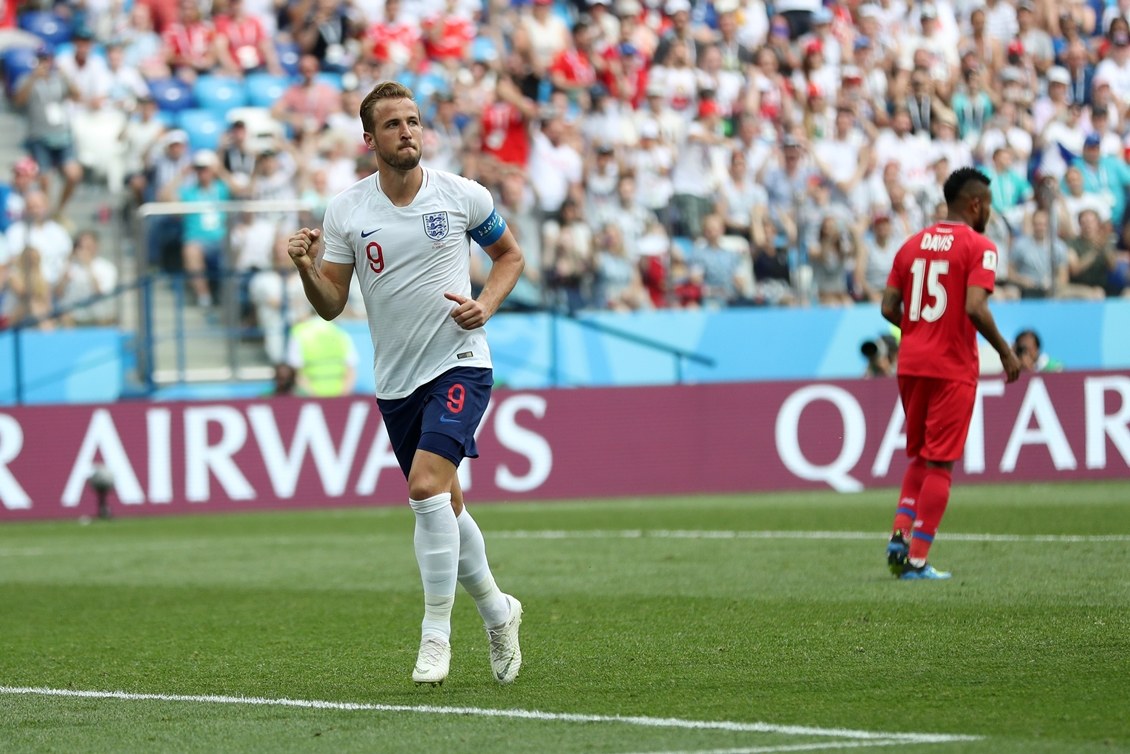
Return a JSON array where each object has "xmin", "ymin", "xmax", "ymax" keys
[
  {"xmin": 623, "ymin": 742, "xmax": 908, "ymax": 754},
  {"xmin": 0, "ymin": 686, "xmax": 977, "ymax": 749}
]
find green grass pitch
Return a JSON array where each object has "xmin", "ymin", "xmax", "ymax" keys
[{"xmin": 1, "ymin": 480, "xmax": 1128, "ymax": 753}]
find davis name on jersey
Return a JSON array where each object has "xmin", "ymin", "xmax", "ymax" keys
[
  {"xmin": 919, "ymin": 232, "xmax": 954, "ymax": 252},
  {"xmin": 320, "ymin": 168, "xmax": 505, "ymax": 399}
]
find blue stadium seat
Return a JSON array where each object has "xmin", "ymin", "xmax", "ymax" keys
[
  {"xmin": 179, "ymin": 108, "xmax": 227, "ymax": 150},
  {"xmin": 314, "ymin": 71, "xmax": 343, "ymax": 92},
  {"xmin": 148, "ymin": 77, "xmax": 195, "ymax": 112},
  {"xmin": 18, "ymin": 11, "xmax": 71, "ymax": 46},
  {"xmin": 192, "ymin": 75, "xmax": 246, "ymax": 114},
  {"xmin": 470, "ymin": 36, "xmax": 498, "ymax": 64},
  {"xmin": 671, "ymin": 236, "xmax": 694, "ymax": 259},
  {"xmin": 51, "ymin": 41, "xmax": 106, "ymax": 62},
  {"xmin": 276, "ymin": 41, "xmax": 300, "ymax": 76},
  {"xmin": 3, "ymin": 46, "xmax": 39, "ymax": 94},
  {"xmin": 414, "ymin": 72, "xmax": 449, "ymax": 101},
  {"xmin": 153, "ymin": 109, "xmax": 179, "ymax": 128},
  {"xmin": 244, "ymin": 72, "xmax": 290, "ymax": 108}
]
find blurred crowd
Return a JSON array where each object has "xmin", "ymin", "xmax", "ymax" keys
[{"xmin": 4, "ymin": 0, "xmax": 1130, "ymax": 345}]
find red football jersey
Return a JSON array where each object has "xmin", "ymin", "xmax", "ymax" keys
[
  {"xmin": 887, "ymin": 220, "xmax": 998, "ymax": 385},
  {"xmin": 480, "ymin": 102, "xmax": 530, "ymax": 167},
  {"xmin": 162, "ymin": 20, "xmax": 215, "ymax": 67},
  {"xmin": 422, "ymin": 15, "xmax": 474, "ymax": 61}
]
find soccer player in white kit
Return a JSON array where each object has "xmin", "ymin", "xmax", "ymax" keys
[{"xmin": 286, "ymin": 81, "xmax": 525, "ymax": 686}]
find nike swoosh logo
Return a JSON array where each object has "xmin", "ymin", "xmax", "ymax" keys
[
  {"xmin": 439, "ymin": 415, "xmax": 461, "ymax": 424},
  {"xmin": 360, "ymin": 228, "xmax": 381, "ymax": 238}
]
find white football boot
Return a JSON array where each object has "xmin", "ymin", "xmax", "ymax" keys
[
  {"xmin": 412, "ymin": 635, "xmax": 451, "ymax": 686},
  {"xmin": 486, "ymin": 594, "xmax": 523, "ymax": 684}
]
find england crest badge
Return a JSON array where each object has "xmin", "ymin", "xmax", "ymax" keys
[{"xmin": 422, "ymin": 212, "xmax": 450, "ymax": 240}]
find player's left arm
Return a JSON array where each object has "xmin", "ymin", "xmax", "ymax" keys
[
  {"xmin": 445, "ymin": 213, "xmax": 525, "ymax": 330},
  {"xmin": 967, "ymin": 285, "xmax": 1020, "ymax": 383},
  {"xmin": 966, "ymin": 243, "xmax": 1020, "ymax": 383}
]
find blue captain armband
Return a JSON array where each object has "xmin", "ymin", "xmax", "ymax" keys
[{"xmin": 469, "ymin": 210, "xmax": 507, "ymax": 246}]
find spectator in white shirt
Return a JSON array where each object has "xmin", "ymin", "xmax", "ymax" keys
[
  {"xmin": 528, "ymin": 113, "xmax": 583, "ymax": 215},
  {"xmin": 671, "ymin": 99, "xmax": 730, "ymax": 239},
  {"xmin": 5, "ymin": 191, "xmax": 73, "ymax": 287},
  {"xmin": 54, "ymin": 230, "xmax": 119, "ymax": 326},
  {"xmin": 250, "ymin": 234, "xmax": 306, "ymax": 364},
  {"xmin": 812, "ymin": 104, "xmax": 871, "ymax": 207},
  {"xmin": 872, "ymin": 106, "xmax": 931, "ymax": 192},
  {"xmin": 1094, "ymin": 29, "xmax": 1130, "ymax": 108}
]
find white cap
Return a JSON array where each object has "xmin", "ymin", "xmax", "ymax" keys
[
  {"xmin": 1047, "ymin": 66, "xmax": 1071, "ymax": 85},
  {"xmin": 665, "ymin": 0, "xmax": 691, "ymax": 13},
  {"xmin": 192, "ymin": 148, "xmax": 219, "ymax": 168}
]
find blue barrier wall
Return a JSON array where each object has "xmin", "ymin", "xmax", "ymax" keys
[
  {"xmin": 5, "ymin": 300, "xmax": 1126, "ymax": 404},
  {"xmin": 342, "ymin": 299, "xmax": 1130, "ymax": 390},
  {"xmin": 0, "ymin": 328, "xmax": 125, "ymax": 405}
]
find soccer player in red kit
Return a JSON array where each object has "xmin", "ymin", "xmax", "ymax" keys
[{"xmin": 880, "ymin": 167, "xmax": 1021, "ymax": 580}]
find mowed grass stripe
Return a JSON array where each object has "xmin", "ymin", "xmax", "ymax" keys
[
  {"xmin": 0, "ymin": 686, "xmax": 979, "ymax": 745},
  {"xmin": 1, "ymin": 529, "xmax": 1127, "ymax": 559}
]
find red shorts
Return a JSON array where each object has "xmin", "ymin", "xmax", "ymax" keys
[{"xmin": 898, "ymin": 375, "xmax": 977, "ymax": 462}]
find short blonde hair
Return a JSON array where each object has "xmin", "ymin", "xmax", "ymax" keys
[{"xmin": 359, "ymin": 81, "xmax": 416, "ymax": 134}]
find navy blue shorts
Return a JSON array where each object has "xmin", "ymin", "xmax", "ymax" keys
[{"xmin": 376, "ymin": 367, "xmax": 493, "ymax": 477}]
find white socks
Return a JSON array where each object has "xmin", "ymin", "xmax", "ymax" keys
[
  {"xmin": 408, "ymin": 494, "xmax": 512, "ymax": 640},
  {"xmin": 457, "ymin": 507, "xmax": 511, "ymax": 628},
  {"xmin": 409, "ymin": 493, "xmax": 459, "ymax": 641}
]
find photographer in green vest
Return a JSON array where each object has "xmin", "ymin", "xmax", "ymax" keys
[{"xmin": 285, "ymin": 306, "xmax": 359, "ymax": 397}]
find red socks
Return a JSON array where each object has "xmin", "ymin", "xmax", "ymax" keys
[
  {"xmin": 892, "ymin": 456, "xmax": 928, "ymax": 536},
  {"xmin": 909, "ymin": 465, "xmax": 953, "ymax": 563}
]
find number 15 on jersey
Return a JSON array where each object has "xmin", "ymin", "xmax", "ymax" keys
[{"xmin": 908, "ymin": 258, "xmax": 949, "ymax": 323}]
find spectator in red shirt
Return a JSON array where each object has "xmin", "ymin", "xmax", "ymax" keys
[
  {"xmin": 272, "ymin": 54, "xmax": 342, "ymax": 135},
  {"xmin": 477, "ymin": 74, "xmax": 538, "ymax": 185},
  {"xmin": 881, "ymin": 167, "xmax": 1021, "ymax": 581},
  {"xmin": 162, "ymin": 0, "xmax": 218, "ymax": 82},
  {"xmin": 366, "ymin": 0, "xmax": 420, "ymax": 68},
  {"xmin": 422, "ymin": 0, "xmax": 476, "ymax": 64},
  {"xmin": 599, "ymin": 8, "xmax": 650, "ymax": 108},
  {"xmin": 213, "ymin": 0, "xmax": 283, "ymax": 78},
  {"xmin": 138, "ymin": 0, "xmax": 178, "ymax": 34},
  {"xmin": 549, "ymin": 21, "xmax": 598, "ymax": 109}
]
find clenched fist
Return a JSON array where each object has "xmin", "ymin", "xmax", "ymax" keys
[{"xmin": 288, "ymin": 228, "xmax": 321, "ymax": 273}]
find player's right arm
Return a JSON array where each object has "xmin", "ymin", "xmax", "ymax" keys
[
  {"xmin": 881, "ymin": 240, "xmax": 908, "ymax": 327},
  {"xmin": 880, "ymin": 285, "xmax": 903, "ymax": 327},
  {"xmin": 288, "ymin": 227, "xmax": 353, "ymax": 320},
  {"xmin": 966, "ymin": 285, "xmax": 1021, "ymax": 383}
]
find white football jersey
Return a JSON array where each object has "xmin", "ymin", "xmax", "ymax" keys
[{"xmin": 321, "ymin": 168, "xmax": 500, "ymax": 399}]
